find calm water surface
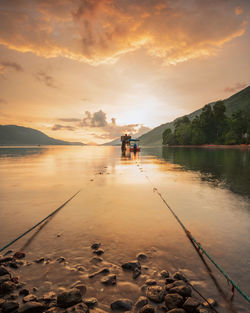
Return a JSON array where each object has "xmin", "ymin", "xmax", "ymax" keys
[{"xmin": 0, "ymin": 146, "xmax": 249, "ymax": 312}]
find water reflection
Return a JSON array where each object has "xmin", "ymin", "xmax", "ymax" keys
[
  {"xmin": 143, "ymin": 147, "xmax": 250, "ymax": 198},
  {"xmin": 0, "ymin": 146, "xmax": 46, "ymax": 158}
]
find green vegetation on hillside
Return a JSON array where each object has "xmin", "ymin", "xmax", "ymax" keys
[
  {"xmin": 139, "ymin": 86, "xmax": 250, "ymax": 146},
  {"xmin": 162, "ymin": 101, "xmax": 250, "ymax": 145}
]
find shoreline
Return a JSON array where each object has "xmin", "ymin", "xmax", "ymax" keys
[{"xmin": 165, "ymin": 144, "xmax": 250, "ymax": 149}]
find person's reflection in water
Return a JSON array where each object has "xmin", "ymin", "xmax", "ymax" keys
[{"xmin": 121, "ymin": 150, "xmax": 131, "ymax": 159}]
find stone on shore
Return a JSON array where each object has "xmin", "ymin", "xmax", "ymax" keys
[
  {"xmin": 139, "ymin": 304, "xmax": 155, "ymax": 313},
  {"xmin": 164, "ymin": 293, "xmax": 183, "ymax": 310},
  {"xmin": 202, "ymin": 298, "xmax": 216, "ymax": 308},
  {"xmin": 19, "ymin": 289, "xmax": 29, "ymax": 296},
  {"xmin": 145, "ymin": 279, "xmax": 157, "ymax": 286},
  {"xmin": 146, "ymin": 286, "xmax": 165, "ymax": 303},
  {"xmin": 43, "ymin": 291, "xmax": 56, "ymax": 302},
  {"xmin": 57, "ymin": 289, "xmax": 82, "ymax": 308},
  {"xmin": 89, "ymin": 268, "xmax": 110, "ymax": 278},
  {"xmin": 173, "ymin": 272, "xmax": 187, "ymax": 282},
  {"xmin": 13, "ymin": 252, "xmax": 26, "ymax": 259},
  {"xmin": 19, "ymin": 301, "xmax": 44, "ymax": 313},
  {"xmin": 183, "ymin": 297, "xmax": 200, "ymax": 312},
  {"xmin": 65, "ymin": 303, "xmax": 89, "ymax": 313},
  {"xmin": 160, "ymin": 270, "xmax": 169, "ymax": 279},
  {"xmin": 110, "ymin": 299, "xmax": 133, "ymax": 311},
  {"xmin": 133, "ymin": 268, "xmax": 141, "ymax": 279},
  {"xmin": 91, "ymin": 243, "xmax": 101, "ymax": 250},
  {"xmin": 122, "ymin": 261, "xmax": 141, "ymax": 271},
  {"xmin": 168, "ymin": 285, "xmax": 192, "ymax": 297},
  {"xmin": 93, "ymin": 249, "xmax": 104, "ymax": 256},
  {"xmin": 0, "ymin": 266, "xmax": 10, "ymax": 277},
  {"xmin": 2, "ymin": 301, "xmax": 19, "ymax": 313},
  {"xmin": 136, "ymin": 253, "xmax": 147, "ymax": 262},
  {"xmin": 23, "ymin": 294, "xmax": 37, "ymax": 303},
  {"xmin": 0, "ymin": 281, "xmax": 16, "ymax": 294},
  {"xmin": 90, "ymin": 257, "xmax": 103, "ymax": 264},
  {"xmin": 83, "ymin": 297, "xmax": 98, "ymax": 308},
  {"xmin": 134, "ymin": 296, "xmax": 148, "ymax": 311},
  {"xmin": 101, "ymin": 274, "xmax": 116, "ymax": 285}
]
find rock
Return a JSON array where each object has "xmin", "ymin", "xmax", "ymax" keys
[
  {"xmin": 167, "ymin": 309, "xmax": 186, "ymax": 313},
  {"xmin": 134, "ymin": 297, "xmax": 148, "ymax": 311},
  {"xmin": 155, "ymin": 304, "xmax": 168, "ymax": 312},
  {"xmin": 0, "ymin": 257, "xmax": 13, "ymax": 264},
  {"xmin": 83, "ymin": 298, "xmax": 98, "ymax": 308},
  {"xmin": 165, "ymin": 281, "xmax": 186, "ymax": 291},
  {"xmin": 165, "ymin": 278, "xmax": 175, "ymax": 284},
  {"xmin": 35, "ymin": 258, "xmax": 44, "ymax": 264},
  {"xmin": 93, "ymin": 249, "xmax": 104, "ymax": 256},
  {"xmin": 23, "ymin": 295, "xmax": 37, "ymax": 303},
  {"xmin": 202, "ymin": 298, "xmax": 216, "ymax": 308},
  {"xmin": 13, "ymin": 252, "xmax": 25, "ymax": 259},
  {"xmin": 146, "ymin": 286, "xmax": 166, "ymax": 303},
  {"xmin": 122, "ymin": 261, "xmax": 141, "ymax": 271},
  {"xmin": 9, "ymin": 262, "xmax": 19, "ymax": 269},
  {"xmin": 89, "ymin": 268, "xmax": 110, "ymax": 278},
  {"xmin": 0, "ymin": 281, "xmax": 16, "ymax": 294},
  {"xmin": 110, "ymin": 299, "xmax": 133, "ymax": 311},
  {"xmin": 19, "ymin": 301, "xmax": 44, "ymax": 313},
  {"xmin": 65, "ymin": 303, "xmax": 89, "ymax": 313},
  {"xmin": 56, "ymin": 257, "xmax": 65, "ymax": 263},
  {"xmin": 0, "ymin": 298, "xmax": 6, "ymax": 307},
  {"xmin": 43, "ymin": 291, "xmax": 56, "ymax": 301},
  {"xmin": 168, "ymin": 285, "xmax": 192, "ymax": 297},
  {"xmin": 90, "ymin": 257, "xmax": 103, "ymax": 264},
  {"xmin": 145, "ymin": 279, "xmax": 157, "ymax": 286},
  {"xmin": 57, "ymin": 289, "xmax": 82, "ymax": 308},
  {"xmin": 91, "ymin": 243, "xmax": 101, "ymax": 250},
  {"xmin": 133, "ymin": 268, "xmax": 141, "ymax": 279},
  {"xmin": 139, "ymin": 304, "xmax": 155, "ymax": 313},
  {"xmin": 32, "ymin": 287, "xmax": 38, "ymax": 292},
  {"xmin": 141, "ymin": 285, "xmax": 147, "ymax": 293},
  {"xmin": 0, "ymin": 266, "xmax": 10, "ymax": 277},
  {"xmin": 164, "ymin": 293, "xmax": 183, "ymax": 310},
  {"xmin": 2, "ymin": 301, "xmax": 19, "ymax": 313},
  {"xmin": 101, "ymin": 274, "xmax": 116, "ymax": 285},
  {"xmin": 160, "ymin": 271, "xmax": 169, "ymax": 279},
  {"xmin": 73, "ymin": 284, "xmax": 86, "ymax": 296},
  {"xmin": 136, "ymin": 253, "xmax": 147, "ymax": 261},
  {"xmin": 183, "ymin": 297, "xmax": 200, "ymax": 312},
  {"xmin": 19, "ymin": 289, "xmax": 29, "ymax": 296},
  {"xmin": 172, "ymin": 272, "xmax": 187, "ymax": 282}
]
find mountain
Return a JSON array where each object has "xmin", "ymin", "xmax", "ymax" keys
[
  {"xmin": 0, "ymin": 125, "xmax": 85, "ymax": 146},
  {"xmin": 139, "ymin": 86, "xmax": 250, "ymax": 146}
]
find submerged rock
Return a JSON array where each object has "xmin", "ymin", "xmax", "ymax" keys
[
  {"xmin": 101, "ymin": 274, "xmax": 116, "ymax": 285},
  {"xmin": 57, "ymin": 289, "xmax": 82, "ymax": 308},
  {"xmin": 19, "ymin": 301, "xmax": 44, "ymax": 313},
  {"xmin": 89, "ymin": 268, "xmax": 110, "ymax": 278},
  {"xmin": 110, "ymin": 299, "xmax": 133, "ymax": 311},
  {"xmin": 134, "ymin": 296, "xmax": 148, "ymax": 311},
  {"xmin": 165, "ymin": 293, "xmax": 183, "ymax": 310},
  {"xmin": 183, "ymin": 297, "xmax": 200, "ymax": 312},
  {"xmin": 146, "ymin": 286, "xmax": 165, "ymax": 303},
  {"xmin": 2, "ymin": 301, "xmax": 19, "ymax": 313},
  {"xmin": 139, "ymin": 304, "xmax": 155, "ymax": 313}
]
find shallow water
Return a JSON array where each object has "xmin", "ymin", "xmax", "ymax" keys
[{"xmin": 0, "ymin": 146, "xmax": 249, "ymax": 312}]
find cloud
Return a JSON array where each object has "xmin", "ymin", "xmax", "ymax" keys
[
  {"xmin": 0, "ymin": 0, "xmax": 248, "ymax": 65},
  {"xmin": 52, "ymin": 124, "xmax": 76, "ymax": 131},
  {"xmin": 34, "ymin": 72, "xmax": 58, "ymax": 88},
  {"xmin": 81, "ymin": 110, "xmax": 107, "ymax": 127},
  {"xmin": 58, "ymin": 118, "xmax": 81, "ymax": 122},
  {"xmin": 0, "ymin": 61, "xmax": 23, "ymax": 74},
  {"xmin": 224, "ymin": 82, "xmax": 248, "ymax": 93}
]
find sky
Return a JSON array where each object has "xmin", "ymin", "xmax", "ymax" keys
[{"xmin": 0, "ymin": 0, "xmax": 249, "ymax": 144}]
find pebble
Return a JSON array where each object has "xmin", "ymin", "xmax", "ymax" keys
[
  {"xmin": 91, "ymin": 243, "xmax": 101, "ymax": 250},
  {"xmin": 160, "ymin": 270, "xmax": 169, "ymax": 279},
  {"xmin": 13, "ymin": 252, "xmax": 25, "ymax": 259},
  {"xmin": 19, "ymin": 301, "xmax": 44, "ymax": 313},
  {"xmin": 122, "ymin": 261, "xmax": 141, "ymax": 271},
  {"xmin": 93, "ymin": 249, "xmax": 104, "ymax": 256},
  {"xmin": 183, "ymin": 297, "xmax": 200, "ymax": 312},
  {"xmin": 23, "ymin": 294, "xmax": 37, "ymax": 303},
  {"xmin": 2, "ymin": 301, "xmax": 19, "ymax": 313},
  {"xmin": 35, "ymin": 258, "xmax": 45, "ymax": 264},
  {"xmin": 57, "ymin": 289, "xmax": 82, "ymax": 308},
  {"xmin": 139, "ymin": 304, "xmax": 155, "ymax": 313},
  {"xmin": 89, "ymin": 268, "xmax": 110, "ymax": 278},
  {"xmin": 110, "ymin": 299, "xmax": 133, "ymax": 311},
  {"xmin": 134, "ymin": 296, "xmax": 148, "ymax": 311},
  {"xmin": 136, "ymin": 253, "xmax": 147, "ymax": 261},
  {"xmin": 146, "ymin": 285, "xmax": 166, "ymax": 303},
  {"xmin": 83, "ymin": 297, "xmax": 98, "ymax": 308},
  {"xmin": 19, "ymin": 289, "xmax": 29, "ymax": 296},
  {"xmin": 145, "ymin": 279, "xmax": 157, "ymax": 286},
  {"xmin": 101, "ymin": 274, "xmax": 116, "ymax": 285},
  {"xmin": 173, "ymin": 272, "xmax": 187, "ymax": 282},
  {"xmin": 9, "ymin": 262, "xmax": 19, "ymax": 269},
  {"xmin": 43, "ymin": 291, "xmax": 56, "ymax": 301},
  {"xmin": 168, "ymin": 285, "xmax": 192, "ymax": 297},
  {"xmin": 165, "ymin": 293, "xmax": 183, "ymax": 310}
]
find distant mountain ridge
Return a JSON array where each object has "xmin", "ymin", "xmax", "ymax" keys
[
  {"xmin": 0, "ymin": 125, "xmax": 85, "ymax": 146},
  {"xmin": 138, "ymin": 86, "xmax": 250, "ymax": 146}
]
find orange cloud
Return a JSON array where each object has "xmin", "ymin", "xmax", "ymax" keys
[{"xmin": 0, "ymin": 0, "xmax": 248, "ymax": 65}]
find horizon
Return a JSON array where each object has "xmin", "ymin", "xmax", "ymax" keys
[{"xmin": 0, "ymin": 0, "xmax": 250, "ymax": 144}]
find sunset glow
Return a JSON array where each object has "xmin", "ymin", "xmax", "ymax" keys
[{"xmin": 0, "ymin": 0, "xmax": 249, "ymax": 144}]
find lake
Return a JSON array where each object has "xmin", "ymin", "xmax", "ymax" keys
[{"xmin": 0, "ymin": 146, "xmax": 249, "ymax": 312}]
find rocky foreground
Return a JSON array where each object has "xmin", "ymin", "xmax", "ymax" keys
[{"xmin": 0, "ymin": 244, "xmax": 215, "ymax": 313}]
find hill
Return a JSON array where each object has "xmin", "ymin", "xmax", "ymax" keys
[
  {"xmin": 0, "ymin": 125, "xmax": 85, "ymax": 146},
  {"xmin": 139, "ymin": 86, "xmax": 250, "ymax": 146}
]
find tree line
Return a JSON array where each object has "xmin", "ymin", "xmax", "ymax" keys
[{"xmin": 162, "ymin": 101, "xmax": 250, "ymax": 145}]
